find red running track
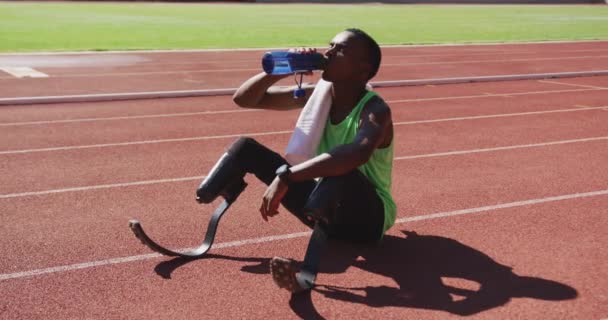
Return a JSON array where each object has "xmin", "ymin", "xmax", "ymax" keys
[{"xmin": 0, "ymin": 42, "xmax": 607, "ymax": 319}]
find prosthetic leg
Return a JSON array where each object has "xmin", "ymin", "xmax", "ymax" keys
[
  {"xmin": 129, "ymin": 151, "xmax": 247, "ymax": 259},
  {"xmin": 271, "ymin": 176, "xmax": 342, "ymax": 292}
]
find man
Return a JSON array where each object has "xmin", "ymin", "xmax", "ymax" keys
[{"xmin": 198, "ymin": 28, "xmax": 396, "ymax": 293}]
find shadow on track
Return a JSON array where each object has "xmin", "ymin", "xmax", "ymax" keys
[
  {"xmin": 289, "ymin": 230, "xmax": 577, "ymax": 318},
  {"xmin": 154, "ymin": 254, "xmax": 270, "ymax": 279},
  {"xmin": 152, "ymin": 229, "xmax": 577, "ymax": 318}
]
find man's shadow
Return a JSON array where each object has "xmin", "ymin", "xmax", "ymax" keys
[
  {"xmin": 153, "ymin": 230, "xmax": 577, "ymax": 319},
  {"xmin": 290, "ymin": 230, "xmax": 577, "ymax": 318},
  {"xmin": 154, "ymin": 253, "xmax": 270, "ymax": 279}
]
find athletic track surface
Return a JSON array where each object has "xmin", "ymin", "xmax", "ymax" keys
[{"xmin": 0, "ymin": 41, "xmax": 607, "ymax": 319}]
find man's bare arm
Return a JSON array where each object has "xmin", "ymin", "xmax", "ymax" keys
[{"xmin": 232, "ymin": 72, "xmax": 315, "ymax": 110}]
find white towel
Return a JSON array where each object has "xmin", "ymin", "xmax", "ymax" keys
[
  {"xmin": 284, "ymin": 79, "xmax": 333, "ymax": 165},
  {"xmin": 285, "ymin": 80, "xmax": 373, "ymax": 165}
]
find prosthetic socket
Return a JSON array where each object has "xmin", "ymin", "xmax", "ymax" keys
[{"xmin": 196, "ymin": 152, "xmax": 247, "ymax": 204}]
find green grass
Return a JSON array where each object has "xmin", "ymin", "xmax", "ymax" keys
[{"xmin": 1, "ymin": 2, "xmax": 607, "ymax": 52}]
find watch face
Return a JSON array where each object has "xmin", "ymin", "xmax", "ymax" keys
[
  {"xmin": 277, "ymin": 164, "xmax": 289, "ymax": 175},
  {"xmin": 276, "ymin": 164, "xmax": 291, "ymax": 183}
]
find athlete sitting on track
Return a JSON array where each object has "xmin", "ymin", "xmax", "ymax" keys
[{"xmin": 198, "ymin": 28, "xmax": 396, "ymax": 293}]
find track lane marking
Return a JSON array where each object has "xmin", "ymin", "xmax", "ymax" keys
[
  {"xmin": 0, "ymin": 109, "xmax": 260, "ymax": 127},
  {"xmin": 1, "ymin": 98, "xmax": 605, "ymax": 127},
  {"xmin": 538, "ymin": 79, "xmax": 606, "ymax": 90},
  {"xmin": 2, "ymin": 106, "xmax": 607, "ymax": 154},
  {"xmin": 1, "ymin": 39, "xmax": 605, "ymax": 56},
  {"xmin": 394, "ymin": 106, "xmax": 607, "ymax": 125},
  {"xmin": 0, "ymin": 130, "xmax": 293, "ymax": 155},
  {"xmin": 0, "ymin": 66, "xmax": 48, "ymax": 78},
  {"xmin": 53, "ymin": 68, "xmax": 259, "ymax": 78},
  {"xmin": 0, "ymin": 176, "xmax": 205, "ymax": 200},
  {"xmin": 25, "ymin": 55, "xmax": 608, "ymax": 78},
  {"xmin": 382, "ymin": 55, "xmax": 608, "ymax": 67},
  {"xmin": 5, "ymin": 48, "xmax": 601, "ymax": 71},
  {"xmin": 1, "ymin": 188, "xmax": 607, "ymax": 282},
  {"xmin": 390, "ymin": 87, "xmax": 606, "ymax": 103},
  {"xmin": 2, "ymin": 136, "xmax": 607, "ymax": 199},
  {"xmin": 394, "ymin": 136, "xmax": 608, "ymax": 160},
  {"xmin": 3, "ymin": 74, "xmax": 607, "ymax": 106}
]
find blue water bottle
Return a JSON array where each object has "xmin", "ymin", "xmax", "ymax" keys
[{"xmin": 262, "ymin": 51, "xmax": 327, "ymax": 75}]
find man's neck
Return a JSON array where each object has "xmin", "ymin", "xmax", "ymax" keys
[{"xmin": 330, "ymin": 81, "xmax": 368, "ymax": 112}]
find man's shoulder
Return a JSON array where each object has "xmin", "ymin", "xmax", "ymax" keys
[{"xmin": 363, "ymin": 93, "xmax": 392, "ymax": 120}]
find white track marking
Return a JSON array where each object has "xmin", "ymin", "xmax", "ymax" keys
[
  {"xmin": 0, "ymin": 130, "xmax": 292, "ymax": 155},
  {"xmin": 395, "ymin": 189, "xmax": 608, "ymax": 224},
  {"xmin": 0, "ymin": 39, "xmax": 605, "ymax": 55},
  {"xmin": 35, "ymin": 55, "xmax": 608, "ymax": 78},
  {"xmin": 1, "ymin": 48, "xmax": 602, "ymax": 71},
  {"xmin": 537, "ymin": 79, "xmax": 606, "ymax": 90},
  {"xmin": 2, "ymin": 106, "xmax": 607, "ymax": 155},
  {"xmin": 55, "ymin": 68, "xmax": 259, "ymax": 78},
  {"xmin": 393, "ymin": 106, "xmax": 608, "ymax": 125},
  {"xmin": 2, "ymin": 136, "xmax": 607, "ymax": 200},
  {"xmin": 389, "ymin": 87, "xmax": 606, "ymax": 103},
  {"xmin": 382, "ymin": 55, "xmax": 608, "ymax": 67},
  {"xmin": 4, "ymin": 71, "xmax": 607, "ymax": 106},
  {"xmin": 1, "ymin": 188, "xmax": 606, "ymax": 281},
  {"xmin": 382, "ymin": 48, "xmax": 608, "ymax": 59},
  {"xmin": 394, "ymin": 136, "xmax": 608, "ymax": 160},
  {"xmin": 1, "ymin": 96, "xmax": 605, "ymax": 126},
  {"xmin": 0, "ymin": 176, "xmax": 204, "ymax": 200},
  {"xmin": 0, "ymin": 109, "xmax": 260, "ymax": 127},
  {"xmin": 0, "ymin": 66, "xmax": 48, "ymax": 78}
]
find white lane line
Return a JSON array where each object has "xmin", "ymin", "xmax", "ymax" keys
[
  {"xmin": 538, "ymin": 79, "xmax": 606, "ymax": 90},
  {"xmin": 4, "ymin": 71, "xmax": 607, "ymax": 106},
  {"xmin": 7, "ymin": 48, "xmax": 599, "ymax": 70},
  {"xmin": 56, "ymin": 68, "xmax": 259, "ymax": 78},
  {"xmin": 0, "ymin": 51, "xmax": 553, "ymax": 69},
  {"xmin": 0, "ymin": 39, "xmax": 605, "ymax": 56},
  {"xmin": 394, "ymin": 106, "xmax": 608, "ymax": 125},
  {"xmin": 355, "ymin": 48, "xmax": 608, "ymax": 59},
  {"xmin": 390, "ymin": 87, "xmax": 606, "ymax": 103},
  {"xmin": 1, "ymin": 41, "xmax": 605, "ymax": 61},
  {"xmin": 0, "ymin": 130, "xmax": 292, "ymax": 155},
  {"xmin": 395, "ymin": 136, "xmax": 608, "ymax": 160},
  {"xmin": 395, "ymin": 189, "xmax": 608, "ymax": 224},
  {"xmin": 1, "ymin": 97, "xmax": 605, "ymax": 127},
  {"xmin": 0, "ymin": 109, "xmax": 260, "ymax": 127},
  {"xmin": 1, "ymin": 188, "xmax": 607, "ymax": 282},
  {"xmin": 0, "ymin": 66, "xmax": 49, "ymax": 78},
  {"xmin": 2, "ymin": 136, "xmax": 608, "ymax": 200},
  {"xmin": 382, "ymin": 55, "xmax": 608, "ymax": 67},
  {"xmin": 41, "ymin": 55, "xmax": 608, "ymax": 78},
  {"xmin": 0, "ymin": 176, "xmax": 204, "ymax": 200},
  {"xmin": 3, "ymin": 106, "xmax": 607, "ymax": 154}
]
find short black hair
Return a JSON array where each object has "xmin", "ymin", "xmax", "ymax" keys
[{"xmin": 346, "ymin": 28, "xmax": 382, "ymax": 80}]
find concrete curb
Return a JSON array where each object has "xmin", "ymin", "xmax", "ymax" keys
[{"xmin": 1, "ymin": 70, "xmax": 607, "ymax": 106}]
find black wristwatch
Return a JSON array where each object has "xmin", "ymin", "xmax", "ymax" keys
[{"xmin": 275, "ymin": 164, "xmax": 293, "ymax": 185}]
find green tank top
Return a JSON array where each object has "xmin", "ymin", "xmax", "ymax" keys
[{"xmin": 316, "ymin": 91, "xmax": 396, "ymax": 234}]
